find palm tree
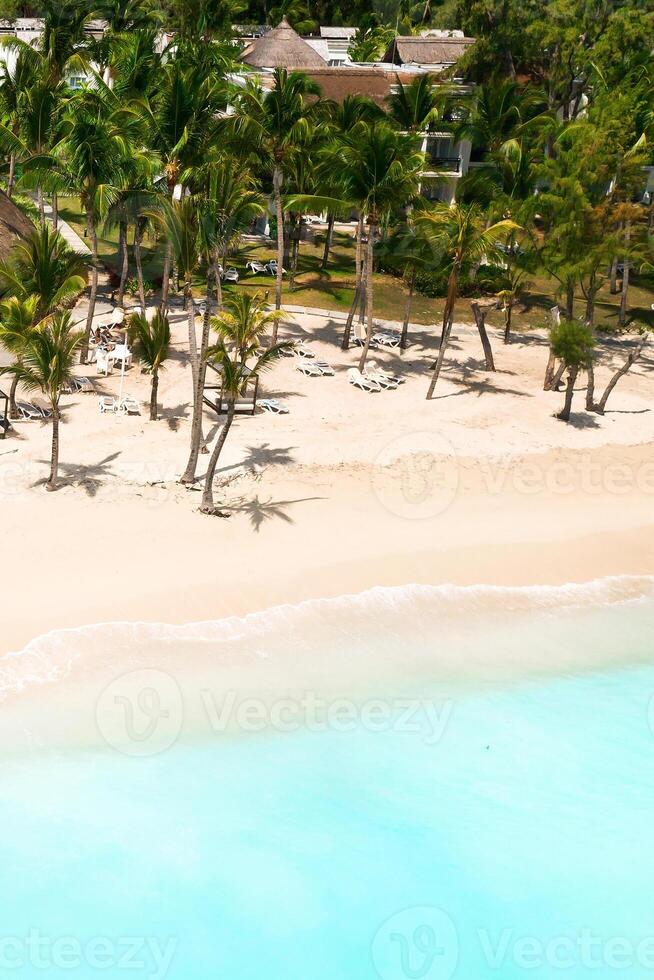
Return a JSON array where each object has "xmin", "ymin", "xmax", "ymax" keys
[
  {"xmin": 386, "ymin": 74, "xmax": 451, "ymax": 134},
  {"xmin": 496, "ymin": 266, "xmax": 528, "ymax": 343},
  {"xmin": 0, "ymin": 295, "xmax": 39, "ymax": 418},
  {"xmin": 200, "ymin": 293, "xmax": 288, "ymax": 515},
  {"xmin": 549, "ymin": 319, "xmax": 595, "ymax": 422},
  {"xmin": 421, "ymin": 204, "xmax": 518, "ymax": 399},
  {"xmin": 0, "ymin": 310, "xmax": 83, "ymax": 490},
  {"xmin": 0, "ymin": 224, "xmax": 86, "ymax": 321},
  {"xmin": 0, "ymin": 47, "xmax": 42, "ymax": 199},
  {"xmin": 375, "ymin": 216, "xmax": 435, "ymax": 349},
  {"xmin": 230, "ymin": 69, "xmax": 321, "ymax": 325},
  {"xmin": 128, "ymin": 310, "xmax": 170, "ymax": 420},
  {"xmin": 52, "ymin": 89, "xmax": 134, "ymax": 361}
]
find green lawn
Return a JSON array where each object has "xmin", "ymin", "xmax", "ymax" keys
[{"xmin": 57, "ymin": 195, "xmax": 654, "ymax": 336}]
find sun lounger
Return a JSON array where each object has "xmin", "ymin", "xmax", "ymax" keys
[
  {"xmin": 31, "ymin": 398, "xmax": 53, "ymax": 417},
  {"xmin": 98, "ymin": 395, "xmax": 116, "ymax": 413},
  {"xmin": 260, "ymin": 398, "xmax": 289, "ymax": 414},
  {"xmin": 77, "ymin": 376, "xmax": 96, "ymax": 393},
  {"xmin": 119, "ymin": 395, "xmax": 140, "ymax": 415},
  {"xmin": 347, "ymin": 368, "xmax": 381, "ymax": 392},
  {"xmin": 365, "ymin": 369, "xmax": 397, "ymax": 390},
  {"xmin": 295, "ymin": 341, "xmax": 316, "ymax": 359},
  {"xmin": 61, "ymin": 377, "xmax": 80, "ymax": 394},
  {"xmin": 296, "ymin": 361, "xmax": 324, "ymax": 377},
  {"xmin": 16, "ymin": 401, "xmax": 43, "ymax": 420},
  {"xmin": 371, "ymin": 362, "xmax": 405, "ymax": 385},
  {"xmin": 313, "ymin": 361, "xmax": 334, "ymax": 376},
  {"xmin": 372, "ymin": 331, "xmax": 400, "ymax": 348}
]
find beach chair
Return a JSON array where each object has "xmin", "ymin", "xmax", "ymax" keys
[
  {"xmin": 296, "ymin": 361, "xmax": 324, "ymax": 377},
  {"xmin": 372, "ymin": 331, "xmax": 400, "ymax": 348},
  {"xmin": 370, "ymin": 362, "xmax": 405, "ymax": 385},
  {"xmin": 260, "ymin": 398, "xmax": 289, "ymax": 414},
  {"xmin": 364, "ymin": 368, "xmax": 397, "ymax": 390},
  {"xmin": 313, "ymin": 361, "xmax": 334, "ymax": 376},
  {"xmin": 31, "ymin": 398, "xmax": 53, "ymax": 417},
  {"xmin": 98, "ymin": 395, "xmax": 116, "ymax": 413},
  {"xmin": 295, "ymin": 341, "xmax": 316, "ymax": 359},
  {"xmin": 61, "ymin": 377, "xmax": 80, "ymax": 394},
  {"xmin": 119, "ymin": 395, "xmax": 140, "ymax": 415},
  {"xmin": 16, "ymin": 401, "xmax": 43, "ymax": 420},
  {"xmin": 347, "ymin": 368, "xmax": 381, "ymax": 392},
  {"xmin": 77, "ymin": 376, "xmax": 96, "ymax": 393}
]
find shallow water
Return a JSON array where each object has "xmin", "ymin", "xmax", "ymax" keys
[{"xmin": 2, "ymin": 581, "xmax": 654, "ymax": 979}]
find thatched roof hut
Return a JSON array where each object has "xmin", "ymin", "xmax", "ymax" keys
[
  {"xmin": 0, "ymin": 192, "xmax": 34, "ymax": 263},
  {"xmin": 241, "ymin": 17, "xmax": 326, "ymax": 69}
]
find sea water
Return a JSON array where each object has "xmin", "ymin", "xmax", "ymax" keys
[{"xmin": 2, "ymin": 580, "xmax": 654, "ymax": 979}]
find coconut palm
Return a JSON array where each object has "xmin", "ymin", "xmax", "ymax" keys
[
  {"xmin": 0, "ymin": 47, "xmax": 42, "ymax": 199},
  {"xmin": 549, "ymin": 319, "xmax": 595, "ymax": 422},
  {"xmin": 50, "ymin": 89, "xmax": 136, "ymax": 361},
  {"xmin": 128, "ymin": 311, "xmax": 171, "ymax": 421},
  {"xmin": 386, "ymin": 74, "xmax": 452, "ymax": 134},
  {"xmin": 200, "ymin": 293, "xmax": 288, "ymax": 515},
  {"xmin": 376, "ymin": 215, "xmax": 436, "ymax": 349},
  {"xmin": 0, "ymin": 295, "xmax": 39, "ymax": 418},
  {"xmin": 0, "ymin": 224, "xmax": 86, "ymax": 321},
  {"xmin": 0, "ymin": 310, "xmax": 83, "ymax": 490},
  {"xmin": 496, "ymin": 266, "xmax": 528, "ymax": 343},
  {"xmin": 230, "ymin": 68, "xmax": 321, "ymax": 324},
  {"xmin": 420, "ymin": 204, "xmax": 519, "ymax": 399}
]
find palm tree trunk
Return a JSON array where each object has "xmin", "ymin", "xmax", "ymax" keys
[
  {"xmin": 592, "ymin": 336, "xmax": 647, "ymax": 414},
  {"xmin": 357, "ymin": 218, "xmax": 376, "ymax": 373},
  {"xmin": 185, "ymin": 284, "xmax": 198, "ymax": 388},
  {"xmin": 503, "ymin": 302, "xmax": 512, "ymax": 344},
  {"xmin": 400, "ymin": 267, "xmax": 416, "ymax": 350},
  {"xmin": 52, "ymin": 192, "xmax": 58, "ymax": 232},
  {"xmin": 618, "ymin": 222, "xmax": 630, "ymax": 328},
  {"xmin": 46, "ymin": 408, "xmax": 59, "ymax": 491},
  {"xmin": 321, "ymin": 215, "xmax": 335, "ymax": 270},
  {"xmin": 181, "ymin": 275, "xmax": 214, "ymax": 483},
  {"xmin": 471, "ymin": 302, "xmax": 495, "ymax": 370},
  {"xmin": 134, "ymin": 223, "xmax": 146, "ymax": 310},
  {"xmin": 427, "ymin": 266, "xmax": 458, "ymax": 399},
  {"xmin": 586, "ymin": 359, "xmax": 595, "ymax": 411},
  {"xmin": 117, "ymin": 220, "xmax": 128, "ymax": 307},
  {"xmin": 201, "ymin": 402, "xmax": 235, "ymax": 514},
  {"xmin": 557, "ymin": 365, "xmax": 578, "ymax": 422},
  {"xmin": 543, "ymin": 348, "xmax": 557, "ymax": 390},
  {"xmin": 342, "ymin": 215, "xmax": 364, "ymax": 350},
  {"xmin": 7, "ymin": 152, "xmax": 15, "ymax": 200},
  {"xmin": 81, "ymin": 209, "xmax": 98, "ymax": 364},
  {"xmin": 8, "ymin": 375, "xmax": 18, "ymax": 420},
  {"xmin": 273, "ymin": 165, "xmax": 284, "ymax": 316},
  {"xmin": 160, "ymin": 240, "xmax": 172, "ymax": 314},
  {"xmin": 150, "ymin": 367, "xmax": 159, "ymax": 421}
]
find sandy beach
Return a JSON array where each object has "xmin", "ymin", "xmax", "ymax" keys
[{"xmin": 1, "ymin": 301, "xmax": 653, "ymax": 661}]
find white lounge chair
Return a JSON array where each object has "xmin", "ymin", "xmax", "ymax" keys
[
  {"xmin": 260, "ymin": 398, "xmax": 289, "ymax": 414},
  {"xmin": 31, "ymin": 398, "xmax": 53, "ymax": 417},
  {"xmin": 295, "ymin": 341, "xmax": 316, "ymax": 359},
  {"xmin": 296, "ymin": 361, "xmax": 324, "ymax": 377},
  {"xmin": 98, "ymin": 395, "xmax": 116, "ymax": 413},
  {"xmin": 16, "ymin": 401, "xmax": 43, "ymax": 420},
  {"xmin": 371, "ymin": 362, "xmax": 405, "ymax": 385},
  {"xmin": 372, "ymin": 331, "xmax": 400, "ymax": 348},
  {"xmin": 347, "ymin": 368, "xmax": 381, "ymax": 392},
  {"xmin": 119, "ymin": 395, "xmax": 140, "ymax": 415},
  {"xmin": 365, "ymin": 369, "xmax": 397, "ymax": 390}
]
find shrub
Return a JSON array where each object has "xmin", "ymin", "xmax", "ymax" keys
[
  {"xmin": 414, "ymin": 263, "xmax": 510, "ymax": 298},
  {"xmin": 125, "ymin": 277, "xmax": 154, "ymax": 297}
]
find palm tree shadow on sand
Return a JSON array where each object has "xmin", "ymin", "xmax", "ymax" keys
[
  {"xmin": 32, "ymin": 451, "xmax": 123, "ymax": 495},
  {"xmin": 224, "ymin": 493, "xmax": 325, "ymax": 532}
]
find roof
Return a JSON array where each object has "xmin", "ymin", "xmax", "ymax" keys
[
  {"xmin": 0, "ymin": 192, "xmax": 35, "ymax": 264},
  {"xmin": 240, "ymin": 17, "xmax": 326, "ymax": 69},
  {"xmin": 319, "ymin": 26, "xmax": 356, "ymax": 38},
  {"xmin": 383, "ymin": 35, "xmax": 475, "ymax": 67},
  {"xmin": 301, "ymin": 67, "xmax": 426, "ymax": 107}
]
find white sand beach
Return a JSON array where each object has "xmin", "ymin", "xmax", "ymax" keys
[{"xmin": 1, "ymin": 302, "xmax": 653, "ymax": 662}]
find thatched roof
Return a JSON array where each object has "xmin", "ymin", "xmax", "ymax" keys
[
  {"xmin": 383, "ymin": 35, "xmax": 475, "ymax": 68},
  {"xmin": 302, "ymin": 67, "xmax": 423, "ymax": 107},
  {"xmin": 241, "ymin": 17, "xmax": 326, "ymax": 69},
  {"xmin": 0, "ymin": 192, "xmax": 34, "ymax": 263}
]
